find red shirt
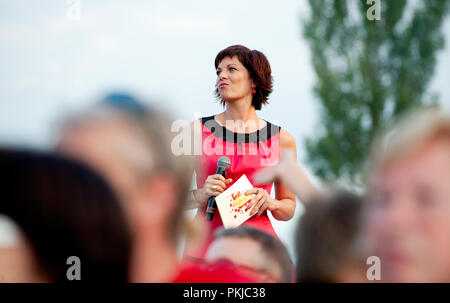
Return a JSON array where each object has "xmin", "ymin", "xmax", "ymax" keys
[{"xmin": 172, "ymin": 259, "xmax": 259, "ymax": 283}]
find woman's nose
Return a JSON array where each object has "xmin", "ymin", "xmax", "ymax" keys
[{"xmin": 218, "ymin": 71, "xmax": 228, "ymax": 80}]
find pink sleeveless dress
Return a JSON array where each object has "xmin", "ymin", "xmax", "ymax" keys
[{"xmin": 186, "ymin": 115, "xmax": 281, "ymax": 259}]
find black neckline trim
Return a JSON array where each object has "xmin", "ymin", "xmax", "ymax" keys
[{"xmin": 200, "ymin": 115, "xmax": 281, "ymax": 143}]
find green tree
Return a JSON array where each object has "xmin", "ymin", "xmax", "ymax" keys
[{"xmin": 302, "ymin": 0, "xmax": 450, "ymax": 183}]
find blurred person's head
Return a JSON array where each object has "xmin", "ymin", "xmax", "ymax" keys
[
  {"xmin": 364, "ymin": 107, "xmax": 450, "ymax": 282},
  {"xmin": 295, "ymin": 190, "xmax": 365, "ymax": 283},
  {"xmin": 0, "ymin": 149, "xmax": 131, "ymax": 282},
  {"xmin": 55, "ymin": 93, "xmax": 194, "ymax": 282},
  {"xmin": 205, "ymin": 226, "xmax": 293, "ymax": 283},
  {"xmin": 214, "ymin": 45, "xmax": 272, "ymax": 110}
]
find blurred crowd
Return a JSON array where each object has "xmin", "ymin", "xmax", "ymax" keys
[{"xmin": 1, "ymin": 92, "xmax": 449, "ymax": 283}]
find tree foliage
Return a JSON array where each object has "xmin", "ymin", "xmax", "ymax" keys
[{"xmin": 303, "ymin": 0, "xmax": 450, "ymax": 182}]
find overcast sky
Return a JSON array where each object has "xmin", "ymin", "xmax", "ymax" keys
[{"xmin": 1, "ymin": 0, "xmax": 449, "ymax": 260}]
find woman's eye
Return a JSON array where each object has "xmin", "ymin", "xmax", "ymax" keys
[
  {"xmin": 216, "ymin": 70, "xmax": 221, "ymax": 76},
  {"xmin": 229, "ymin": 67, "xmax": 236, "ymax": 71}
]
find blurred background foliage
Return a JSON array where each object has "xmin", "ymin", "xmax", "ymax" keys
[{"xmin": 302, "ymin": 0, "xmax": 450, "ymax": 184}]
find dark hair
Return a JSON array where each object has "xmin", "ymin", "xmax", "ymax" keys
[
  {"xmin": 214, "ymin": 226, "xmax": 292, "ymax": 282},
  {"xmin": 214, "ymin": 45, "xmax": 273, "ymax": 110},
  {"xmin": 295, "ymin": 190, "xmax": 363, "ymax": 283},
  {"xmin": 0, "ymin": 149, "xmax": 131, "ymax": 282}
]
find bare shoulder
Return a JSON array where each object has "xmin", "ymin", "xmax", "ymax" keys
[{"xmin": 280, "ymin": 129, "xmax": 297, "ymax": 151}]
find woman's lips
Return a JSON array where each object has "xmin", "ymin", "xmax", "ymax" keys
[{"xmin": 219, "ymin": 83, "xmax": 228, "ymax": 88}]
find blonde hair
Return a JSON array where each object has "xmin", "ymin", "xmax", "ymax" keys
[
  {"xmin": 365, "ymin": 106, "xmax": 450, "ymax": 187},
  {"xmin": 58, "ymin": 103, "xmax": 196, "ymax": 245}
]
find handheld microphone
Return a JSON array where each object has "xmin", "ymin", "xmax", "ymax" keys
[{"xmin": 206, "ymin": 156, "xmax": 231, "ymax": 221}]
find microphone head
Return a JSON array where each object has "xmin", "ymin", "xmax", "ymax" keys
[{"xmin": 217, "ymin": 156, "xmax": 231, "ymax": 170}]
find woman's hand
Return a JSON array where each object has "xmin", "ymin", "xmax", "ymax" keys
[
  {"xmin": 194, "ymin": 174, "xmax": 233, "ymax": 208},
  {"xmin": 244, "ymin": 187, "xmax": 277, "ymax": 217}
]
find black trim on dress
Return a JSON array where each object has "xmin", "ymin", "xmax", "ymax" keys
[{"xmin": 200, "ymin": 115, "xmax": 281, "ymax": 144}]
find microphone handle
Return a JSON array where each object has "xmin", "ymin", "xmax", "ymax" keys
[{"xmin": 206, "ymin": 167, "xmax": 227, "ymax": 221}]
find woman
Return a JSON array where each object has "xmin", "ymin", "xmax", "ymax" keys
[{"xmin": 185, "ymin": 45, "xmax": 313, "ymax": 259}]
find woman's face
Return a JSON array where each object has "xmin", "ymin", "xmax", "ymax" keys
[{"xmin": 216, "ymin": 56, "xmax": 254, "ymax": 103}]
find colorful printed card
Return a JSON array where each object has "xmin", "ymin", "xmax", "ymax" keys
[{"xmin": 215, "ymin": 174, "xmax": 256, "ymax": 229}]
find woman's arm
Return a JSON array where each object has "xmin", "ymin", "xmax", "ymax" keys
[
  {"xmin": 246, "ymin": 130, "xmax": 297, "ymax": 221},
  {"xmin": 270, "ymin": 129, "xmax": 297, "ymax": 221}
]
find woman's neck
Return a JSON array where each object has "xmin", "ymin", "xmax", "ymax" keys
[
  {"xmin": 218, "ymin": 95, "xmax": 263, "ymax": 130},
  {"xmin": 218, "ymin": 96, "xmax": 266, "ymax": 133},
  {"xmin": 223, "ymin": 95, "xmax": 257, "ymax": 122}
]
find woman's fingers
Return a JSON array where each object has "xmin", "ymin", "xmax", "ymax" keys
[
  {"xmin": 253, "ymin": 193, "xmax": 269, "ymax": 217},
  {"xmin": 244, "ymin": 188, "xmax": 271, "ymax": 217},
  {"xmin": 214, "ymin": 174, "xmax": 233, "ymax": 185},
  {"xmin": 255, "ymin": 198, "xmax": 268, "ymax": 216},
  {"xmin": 247, "ymin": 189, "xmax": 266, "ymax": 216},
  {"xmin": 245, "ymin": 188, "xmax": 259, "ymax": 195},
  {"xmin": 244, "ymin": 188, "xmax": 259, "ymax": 212},
  {"xmin": 208, "ymin": 175, "xmax": 232, "ymax": 187},
  {"xmin": 205, "ymin": 187, "xmax": 220, "ymax": 197},
  {"xmin": 204, "ymin": 174, "xmax": 233, "ymax": 197},
  {"xmin": 211, "ymin": 174, "xmax": 226, "ymax": 183},
  {"xmin": 208, "ymin": 179, "xmax": 227, "ymax": 191}
]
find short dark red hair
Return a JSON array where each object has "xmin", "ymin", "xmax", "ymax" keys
[{"xmin": 214, "ymin": 45, "xmax": 273, "ymax": 110}]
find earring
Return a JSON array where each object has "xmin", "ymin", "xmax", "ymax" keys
[{"xmin": 252, "ymin": 89, "xmax": 256, "ymax": 94}]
